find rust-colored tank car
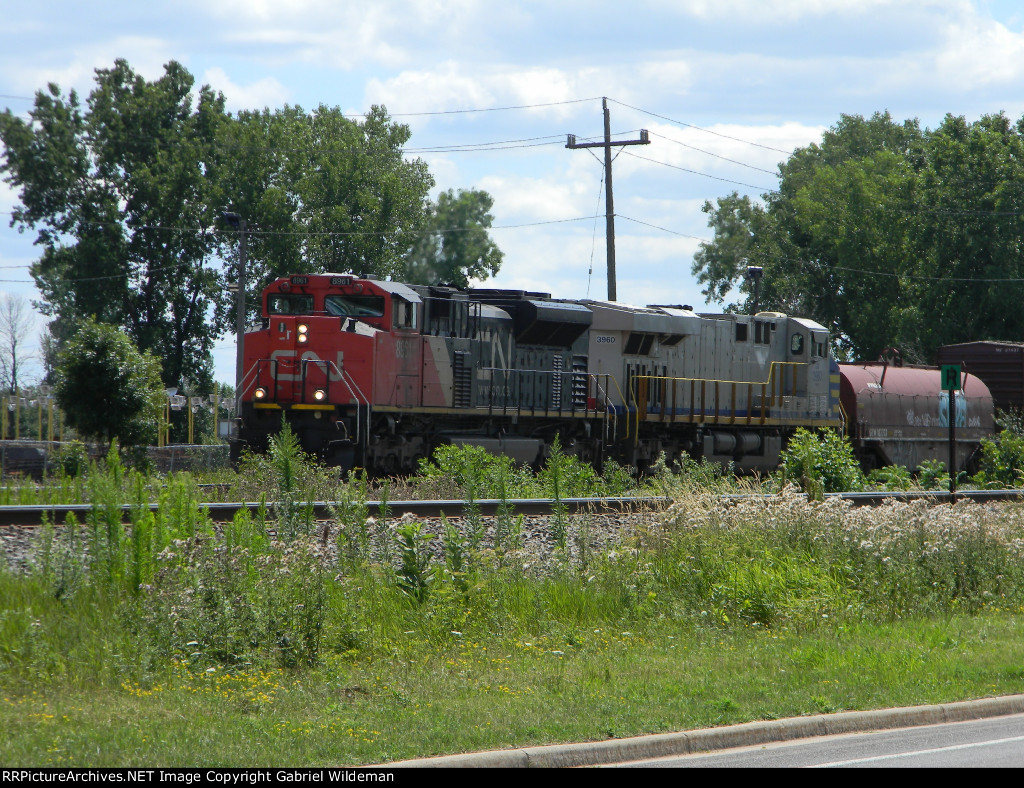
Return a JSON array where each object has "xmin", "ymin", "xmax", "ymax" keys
[
  {"xmin": 839, "ymin": 362, "xmax": 994, "ymax": 472},
  {"xmin": 936, "ymin": 342, "xmax": 1024, "ymax": 415}
]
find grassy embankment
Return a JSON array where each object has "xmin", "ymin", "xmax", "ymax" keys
[{"xmin": 3, "ymin": 433, "xmax": 1024, "ymax": 766}]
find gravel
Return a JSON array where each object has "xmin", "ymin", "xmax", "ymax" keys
[{"xmin": 0, "ymin": 509, "xmax": 661, "ymax": 576}]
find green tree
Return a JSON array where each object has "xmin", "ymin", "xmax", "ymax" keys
[
  {"xmin": 404, "ymin": 188, "xmax": 504, "ymax": 287},
  {"xmin": 54, "ymin": 319, "xmax": 165, "ymax": 446},
  {"xmin": 692, "ymin": 111, "xmax": 1024, "ymax": 362},
  {"xmin": 216, "ymin": 104, "xmax": 436, "ymax": 321},
  {"xmin": 0, "ymin": 59, "xmax": 228, "ymax": 388}
]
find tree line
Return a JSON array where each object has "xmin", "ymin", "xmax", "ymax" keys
[{"xmin": 0, "ymin": 59, "xmax": 503, "ymax": 402}]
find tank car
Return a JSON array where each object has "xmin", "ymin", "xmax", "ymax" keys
[
  {"xmin": 233, "ymin": 273, "xmax": 843, "ymax": 474},
  {"xmin": 839, "ymin": 360, "xmax": 994, "ymax": 473}
]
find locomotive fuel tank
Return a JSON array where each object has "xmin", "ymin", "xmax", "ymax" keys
[{"xmin": 839, "ymin": 362, "xmax": 994, "ymax": 472}]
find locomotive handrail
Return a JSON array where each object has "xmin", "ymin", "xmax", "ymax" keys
[
  {"xmin": 239, "ymin": 360, "xmax": 262, "ymax": 400},
  {"xmin": 246, "ymin": 356, "xmax": 370, "ymax": 448},
  {"xmin": 324, "ymin": 360, "xmax": 370, "ymax": 449},
  {"xmin": 636, "ymin": 360, "xmax": 809, "ymax": 389},
  {"xmin": 476, "ymin": 367, "xmax": 613, "ymax": 418},
  {"xmin": 634, "ymin": 361, "xmax": 813, "ymax": 425}
]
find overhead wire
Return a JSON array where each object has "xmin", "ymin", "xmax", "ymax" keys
[
  {"xmin": 645, "ymin": 130, "xmax": 779, "ymax": 175},
  {"xmin": 618, "ymin": 148, "xmax": 776, "ymax": 191},
  {"xmin": 350, "ymin": 97, "xmax": 603, "ymax": 118},
  {"xmin": 606, "ymin": 97, "xmax": 793, "ymax": 154}
]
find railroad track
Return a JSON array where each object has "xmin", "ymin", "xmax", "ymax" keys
[
  {"xmin": 1, "ymin": 489, "xmax": 1024, "ymax": 527},
  {"xmin": 0, "ymin": 496, "xmax": 665, "ymax": 526}
]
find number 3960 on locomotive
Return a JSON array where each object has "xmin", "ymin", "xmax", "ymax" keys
[{"xmin": 233, "ymin": 273, "xmax": 843, "ymax": 474}]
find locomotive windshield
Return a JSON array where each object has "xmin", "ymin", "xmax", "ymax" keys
[
  {"xmin": 325, "ymin": 294, "xmax": 386, "ymax": 317},
  {"xmin": 268, "ymin": 294, "xmax": 314, "ymax": 315}
]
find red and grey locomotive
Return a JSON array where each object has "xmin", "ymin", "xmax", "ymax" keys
[{"xmin": 233, "ymin": 272, "xmax": 992, "ymax": 475}]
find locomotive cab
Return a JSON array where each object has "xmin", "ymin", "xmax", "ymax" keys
[{"xmin": 237, "ymin": 274, "xmax": 424, "ymax": 464}]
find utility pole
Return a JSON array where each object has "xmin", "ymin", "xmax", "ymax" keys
[
  {"xmin": 222, "ymin": 212, "xmax": 247, "ymax": 416},
  {"xmin": 567, "ymin": 97, "xmax": 650, "ymax": 301}
]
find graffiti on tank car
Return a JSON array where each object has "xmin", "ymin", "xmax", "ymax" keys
[
  {"xmin": 936, "ymin": 392, "xmax": 968, "ymax": 428},
  {"xmin": 904, "ymin": 395, "xmax": 976, "ymax": 429}
]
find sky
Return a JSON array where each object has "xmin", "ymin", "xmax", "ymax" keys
[{"xmin": 3, "ymin": 0, "xmax": 1024, "ymax": 387}]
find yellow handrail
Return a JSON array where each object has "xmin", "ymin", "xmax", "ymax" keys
[{"xmin": 632, "ymin": 361, "xmax": 811, "ymax": 423}]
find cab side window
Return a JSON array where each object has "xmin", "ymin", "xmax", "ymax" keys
[{"xmin": 392, "ymin": 297, "xmax": 419, "ymax": 330}]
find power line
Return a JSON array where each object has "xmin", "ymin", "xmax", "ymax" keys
[
  {"xmin": 619, "ymin": 148, "xmax": 776, "ymax": 191},
  {"xmin": 617, "ymin": 215, "xmax": 710, "ymax": 243},
  {"xmin": 828, "ymin": 264, "xmax": 1024, "ymax": 283},
  {"xmin": 209, "ymin": 134, "xmax": 582, "ymax": 157},
  {"xmin": 566, "ymin": 98, "xmax": 651, "ymax": 301},
  {"xmin": 360, "ymin": 97, "xmax": 603, "ymax": 118},
  {"xmin": 606, "ymin": 98, "xmax": 793, "ymax": 155},
  {"xmin": 645, "ymin": 130, "xmax": 778, "ymax": 175}
]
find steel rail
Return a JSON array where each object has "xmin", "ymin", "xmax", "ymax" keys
[
  {"xmin": 0, "ymin": 496, "xmax": 668, "ymax": 526},
  {"xmin": 2, "ymin": 489, "xmax": 1024, "ymax": 527}
]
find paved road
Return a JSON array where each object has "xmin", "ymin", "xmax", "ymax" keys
[
  {"xmin": 608, "ymin": 713, "xmax": 1024, "ymax": 767},
  {"xmin": 391, "ymin": 695, "xmax": 1024, "ymax": 768}
]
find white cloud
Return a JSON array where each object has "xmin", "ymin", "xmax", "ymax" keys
[
  {"xmin": 678, "ymin": 0, "xmax": 969, "ymax": 22},
  {"xmin": 365, "ymin": 60, "xmax": 694, "ymax": 123},
  {"xmin": 201, "ymin": 68, "xmax": 289, "ymax": 112},
  {"xmin": 0, "ymin": 180, "xmax": 18, "ymax": 214},
  {"xmin": 933, "ymin": 14, "xmax": 1024, "ymax": 88},
  {"xmin": 366, "ymin": 62, "xmax": 497, "ymax": 115},
  {"xmin": 478, "ymin": 173, "xmax": 599, "ymax": 224},
  {"xmin": 199, "ymin": 0, "xmax": 517, "ymax": 72},
  {"xmin": 4, "ymin": 37, "xmax": 175, "ymax": 97}
]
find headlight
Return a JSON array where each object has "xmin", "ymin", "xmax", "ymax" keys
[
  {"xmin": 254, "ymin": 387, "xmax": 267, "ymax": 400},
  {"xmin": 297, "ymin": 323, "xmax": 309, "ymax": 343},
  {"xmin": 313, "ymin": 389, "xmax": 326, "ymax": 402}
]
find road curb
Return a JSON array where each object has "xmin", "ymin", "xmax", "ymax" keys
[{"xmin": 388, "ymin": 694, "xmax": 1024, "ymax": 767}]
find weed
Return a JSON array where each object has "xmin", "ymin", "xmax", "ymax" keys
[
  {"xmin": 394, "ymin": 518, "xmax": 434, "ymax": 604},
  {"xmin": 780, "ymin": 428, "xmax": 864, "ymax": 496}
]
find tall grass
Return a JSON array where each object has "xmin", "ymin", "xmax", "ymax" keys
[{"xmin": 5, "ymin": 442, "xmax": 1024, "ymax": 721}]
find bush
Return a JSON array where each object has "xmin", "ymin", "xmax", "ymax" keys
[
  {"xmin": 916, "ymin": 459, "xmax": 949, "ymax": 491},
  {"xmin": 54, "ymin": 318, "xmax": 165, "ymax": 447},
  {"xmin": 415, "ymin": 441, "xmax": 641, "ymax": 499},
  {"xmin": 50, "ymin": 441, "xmax": 89, "ymax": 478},
  {"xmin": 780, "ymin": 428, "xmax": 864, "ymax": 496},
  {"xmin": 867, "ymin": 464, "xmax": 913, "ymax": 491},
  {"xmin": 973, "ymin": 432, "xmax": 1024, "ymax": 488},
  {"xmin": 416, "ymin": 444, "xmax": 532, "ymax": 499}
]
